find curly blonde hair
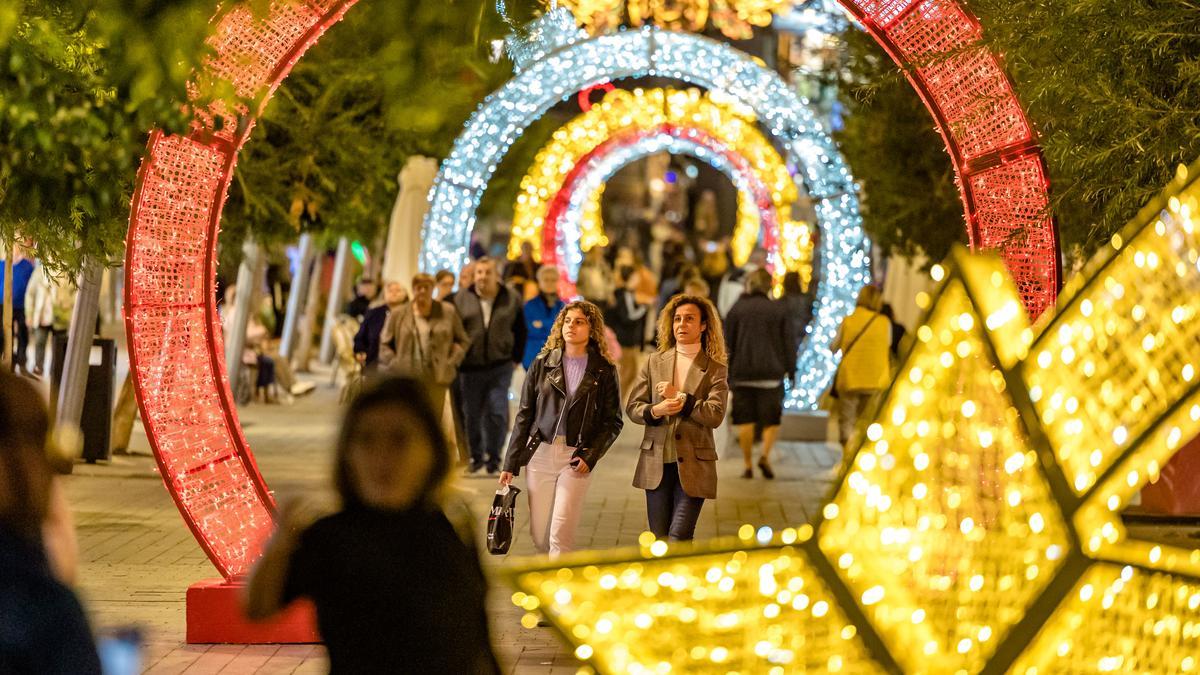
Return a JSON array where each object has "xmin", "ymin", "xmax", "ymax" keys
[
  {"xmin": 539, "ymin": 300, "xmax": 616, "ymax": 364},
  {"xmin": 656, "ymin": 294, "xmax": 727, "ymax": 364}
]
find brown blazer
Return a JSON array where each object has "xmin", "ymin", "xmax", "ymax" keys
[
  {"xmin": 626, "ymin": 348, "xmax": 728, "ymax": 499},
  {"xmin": 378, "ymin": 301, "xmax": 469, "ymax": 386}
]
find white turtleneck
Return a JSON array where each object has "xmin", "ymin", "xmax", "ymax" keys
[{"xmin": 674, "ymin": 340, "xmax": 702, "ymax": 391}]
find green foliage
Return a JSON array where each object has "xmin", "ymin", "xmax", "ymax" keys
[
  {"xmin": 223, "ymin": 0, "xmax": 523, "ymax": 259},
  {"xmin": 970, "ymin": 0, "xmax": 1200, "ymax": 258},
  {"xmin": 837, "ymin": 1, "xmax": 1200, "ymax": 264},
  {"xmin": 835, "ymin": 29, "xmax": 962, "ymax": 263},
  {"xmin": 0, "ymin": 1, "xmax": 214, "ymax": 277}
]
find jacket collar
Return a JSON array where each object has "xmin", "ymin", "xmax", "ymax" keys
[
  {"xmin": 657, "ymin": 346, "xmax": 711, "ymax": 394},
  {"xmin": 470, "ymin": 284, "xmax": 508, "ymax": 304}
]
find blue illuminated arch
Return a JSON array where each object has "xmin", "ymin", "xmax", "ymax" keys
[{"xmin": 421, "ymin": 27, "xmax": 867, "ymax": 408}]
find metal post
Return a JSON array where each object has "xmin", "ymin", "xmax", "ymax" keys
[
  {"xmin": 319, "ymin": 237, "xmax": 350, "ymax": 365},
  {"xmin": 224, "ymin": 239, "xmax": 260, "ymax": 393},
  {"xmin": 56, "ymin": 262, "xmax": 103, "ymax": 434},
  {"xmin": 279, "ymin": 233, "xmax": 313, "ymax": 362}
]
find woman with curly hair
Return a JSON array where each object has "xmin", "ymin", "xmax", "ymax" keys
[
  {"xmin": 499, "ymin": 301, "xmax": 623, "ymax": 556},
  {"xmin": 626, "ymin": 294, "xmax": 729, "ymax": 541}
]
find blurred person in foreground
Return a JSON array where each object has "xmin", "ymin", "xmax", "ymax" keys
[
  {"xmin": 245, "ymin": 377, "xmax": 500, "ymax": 674},
  {"xmin": 0, "ymin": 371, "xmax": 101, "ymax": 673},
  {"xmin": 626, "ymin": 295, "xmax": 729, "ymax": 541},
  {"xmin": 500, "ymin": 301, "xmax": 623, "ymax": 556},
  {"xmin": 831, "ymin": 285, "xmax": 891, "ymax": 445}
]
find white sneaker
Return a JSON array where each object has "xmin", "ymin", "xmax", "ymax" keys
[{"xmin": 290, "ymin": 382, "xmax": 316, "ymax": 396}]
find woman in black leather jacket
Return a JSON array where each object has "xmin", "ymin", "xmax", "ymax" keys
[{"xmin": 499, "ymin": 300, "xmax": 622, "ymax": 556}]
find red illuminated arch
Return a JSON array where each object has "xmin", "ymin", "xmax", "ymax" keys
[
  {"xmin": 539, "ymin": 123, "xmax": 784, "ymax": 298},
  {"xmin": 125, "ymin": 0, "xmax": 1058, "ymax": 580}
]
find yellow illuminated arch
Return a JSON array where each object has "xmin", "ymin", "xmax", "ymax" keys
[{"xmin": 510, "ymin": 87, "xmax": 800, "ymax": 269}]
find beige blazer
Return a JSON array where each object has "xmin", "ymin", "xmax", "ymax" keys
[
  {"xmin": 378, "ymin": 301, "xmax": 469, "ymax": 386},
  {"xmin": 626, "ymin": 348, "xmax": 728, "ymax": 499}
]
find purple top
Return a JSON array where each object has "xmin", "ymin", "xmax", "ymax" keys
[{"xmin": 564, "ymin": 353, "xmax": 588, "ymax": 399}]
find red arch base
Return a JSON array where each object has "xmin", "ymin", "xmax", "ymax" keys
[{"xmin": 123, "ymin": 0, "xmax": 1060, "ymax": 643}]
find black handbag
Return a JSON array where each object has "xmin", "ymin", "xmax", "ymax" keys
[{"xmin": 486, "ymin": 485, "xmax": 521, "ymax": 555}]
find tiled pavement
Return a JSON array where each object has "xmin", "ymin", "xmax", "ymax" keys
[{"xmin": 63, "ymin": 373, "xmax": 842, "ymax": 674}]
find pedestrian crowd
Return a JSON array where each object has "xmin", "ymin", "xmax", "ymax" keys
[
  {"xmin": 1, "ymin": 244, "xmax": 75, "ymax": 379},
  {"xmin": 0, "ymin": 233, "xmax": 908, "ymax": 673}
]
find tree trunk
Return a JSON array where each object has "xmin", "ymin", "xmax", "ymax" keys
[
  {"xmin": 319, "ymin": 237, "xmax": 351, "ymax": 365},
  {"xmin": 224, "ymin": 239, "xmax": 260, "ymax": 393},
  {"xmin": 279, "ymin": 233, "xmax": 313, "ymax": 362},
  {"xmin": 2, "ymin": 242, "xmax": 12, "ymax": 369},
  {"xmin": 293, "ymin": 251, "xmax": 323, "ymax": 373},
  {"xmin": 56, "ymin": 262, "xmax": 103, "ymax": 444}
]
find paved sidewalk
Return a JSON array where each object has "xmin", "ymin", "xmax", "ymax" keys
[{"xmin": 64, "ymin": 375, "xmax": 841, "ymax": 674}]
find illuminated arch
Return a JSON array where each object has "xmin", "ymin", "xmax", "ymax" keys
[
  {"xmin": 537, "ymin": 126, "xmax": 807, "ymax": 295},
  {"xmin": 508, "ymin": 87, "xmax": 796, "ymax": 270},
  {"xmin": 425, "ymin": 28, "xmax": 870, "ymax": 411},
  {"xmin": 125, "ymin": 0, "xmax": 1058, "ymax": 579}
]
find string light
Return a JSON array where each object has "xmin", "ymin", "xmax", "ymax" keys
[
  {"xmin": 509, "ymin": 87, "xmax": 794, "ymax": 269},
  {"xmin": 425, "ymin": 26, "xmax": 869, "ymax": 409},
  {"xmin": 507, "ymin": 158, "xmax": 1200, "ymax": 673},
  {"xmin": 124, "ymin": 0, "xmax": 1063, "ymax": 580},
  {"xmin": 555, "ymin": 0, "xmax": 791, "ymax": 40}
]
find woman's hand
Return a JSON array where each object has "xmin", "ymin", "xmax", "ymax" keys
[
  {"xmin": 498, "ymin": 471, "xmax": 514, "ymax": 487},
  {"xmin": 277, "ymin": 498, "xmax": 322, "ymax": 539},
  {"xmin": 651, "ymin": 397, "xmax": 684, "ymax": 419},
  {"xmin": 570, "ymin": 457, "xmax": 591, "ymax": 474},
  {"xmin": 654, "ymin": 381, "xmax": 669, "ymax": 397}
]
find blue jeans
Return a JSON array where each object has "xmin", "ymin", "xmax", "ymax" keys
[
  {"xmin": 645, "ymin": 462, "xmax": 705, "ymax": 541},
  {"xmin": 458, "ymin": 362, "xmax": 514, "ymax": 469}
]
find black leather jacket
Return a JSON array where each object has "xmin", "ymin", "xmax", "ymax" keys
[{"xmin": 502, "ymin": 346, "xmax": 623, "ymax": 475}]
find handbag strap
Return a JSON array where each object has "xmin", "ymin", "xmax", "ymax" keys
[{"xmin": 841, "ymin": 312, "xmax": 881, "ymax": 359}]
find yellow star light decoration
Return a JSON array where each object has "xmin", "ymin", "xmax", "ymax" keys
[
  {"xmin": 505, "ymin": 159, "xmax": 1200, "ymax": 674},
  {"xmin": 508, "ymin": 87, "xmax": 799, "ymax": 268}
]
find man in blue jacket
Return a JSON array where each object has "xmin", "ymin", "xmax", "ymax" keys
[{"xmin": 521, "ymin": 266, "xmax": 565, "ymax": 370}]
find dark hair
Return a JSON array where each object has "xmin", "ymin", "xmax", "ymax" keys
[
  {"xmin": 880, "ymin": 303, "xmax": 895, "ymax": 321},
  {"xmin": 782, "ymin": 271, "xmax": 803, "ymax": 296},
  {"xmin": 0, "ymin": 371, "xmax": 53, "ymax": 542},
  {"xmin": 434, "ymin": 269, "xmax": 455, "ymax": 283},
  {"xmin": 334, "ymin": 376, "xmax": 452, "ymax": 511},
  {"xmin": 617, "ymin": 265, "xmax": 636, "ymax": 283}
]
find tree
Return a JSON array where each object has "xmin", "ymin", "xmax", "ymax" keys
[
  {"xmin": 971, "ymin": 0, "xmax": 1200, "ymax": 258},
  {"xmin": 223, "ymin": 0, "xmax": 528, "ymax": 266},
  {"xmin": 0, "ymin": 1, "xmax": 217, "ymax": 276},
  {"xmin": 834, "ymin": 28, "xmax": 962, "ymax": 263},
  {"xmin": 836, "ymin": 1, "xmax": 1200, "ymax": 264},
  {"xmin": 0, "ymin": 1, "xmax": 217, "ymax": 369}
]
